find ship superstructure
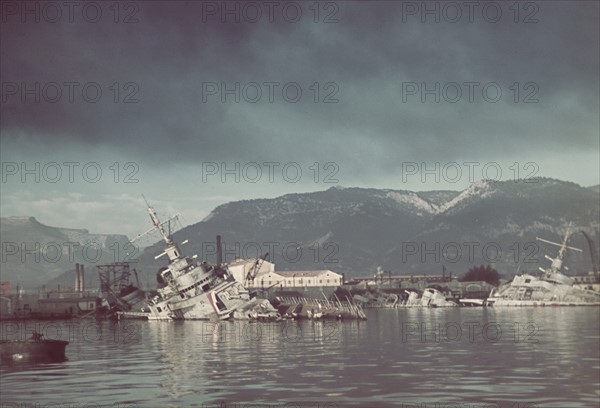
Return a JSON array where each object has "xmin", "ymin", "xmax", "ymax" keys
[
  {"xmin": 485, "ymin": 225, "xmax": 600, "ymax": 306},
  {"xmin": 132, "ymin": 198, "xmax": 252, "ymax": 320}
]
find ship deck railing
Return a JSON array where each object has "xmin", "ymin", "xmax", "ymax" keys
[
  {"xmin": 115, "ymin": 311, "xmax": 152, "ymax": 319},
  {"xmin": 275, "ymin": 296, "xmax": 367, "ymax": 319}
]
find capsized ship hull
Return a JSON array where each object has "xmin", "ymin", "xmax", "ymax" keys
[
  {"xmin": 146, "ymin": 275, "xmax": 251, "ymax": 320},
  {"xmin": 485, "ymin": 226, "xmax": 600, "ymax": 307},
  {"xmin": 125, "ymin": 198, "xmax": 271, "ymax": 321},
  {"xmin": 485, "ymin": 274, "xmax": 600, "ymax": 306},
  {"xmin": 356, "ymin": 288, "xmax": 457, "ymax": 308}
]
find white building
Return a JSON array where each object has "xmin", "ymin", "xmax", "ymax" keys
[
  {"xmin": 227, "ymin": 258, "xmax": 344, "ymax": 289},
  {"xmin": 227, "ymin": 258, "xmax": 275, "ymax": 286},
  {"xmin": 250, "ymin": 269, "xmax": 343, "ymax": 289}
]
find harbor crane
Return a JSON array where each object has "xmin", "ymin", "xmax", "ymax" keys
[
  {"xmin": 580, "ymin": 230, "xmax": 599, "ymax": 282},
  {"xmin": 245, "ymin": 252, "xmax": 269, "ymax": 285}
]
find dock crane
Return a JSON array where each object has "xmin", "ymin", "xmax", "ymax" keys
[
  {"xmin": 245, "ymin": 252, "xmax": 269, "ymax": 286},
  {"xmin": 580, "ymin": 230, "xmax": 599, "ymax": 282}
]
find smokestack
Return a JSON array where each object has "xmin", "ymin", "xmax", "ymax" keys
[
  {"xmin": 80, "ymin": 264, "xmax": 85, "ymax": 293},
  {"xmin": 75, "ymin": 263, "xmax": 80, "ymax": 292},
  {"xmin": 216, "ymin": 235, "xmax": 222, "ymax": 267}
]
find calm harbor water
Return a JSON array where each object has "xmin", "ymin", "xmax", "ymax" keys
[{"xmin": 1, "ymin": 308, "xmax": 599, "ymax": 408}]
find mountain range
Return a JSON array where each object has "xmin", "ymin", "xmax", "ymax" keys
[
  {"xmin": 2, "ymin": 178, "xmax": 599, "ymax": 289},
  {"xmin": 0, "ymin": 216, "xmax": 130, "ymax": 288},
  {"xmin": 134, "ymin": 178, "xmax": 599, "ymax": 285}
]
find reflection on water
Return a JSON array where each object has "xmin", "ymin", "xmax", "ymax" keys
[{"xmin": 1, "ymin": 308, "xmax": 598, "ymax": 407}]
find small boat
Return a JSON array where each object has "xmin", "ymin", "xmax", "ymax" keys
[{"xmin": 0, "ymin": 332, "xmax": 69, "ymax": 363}]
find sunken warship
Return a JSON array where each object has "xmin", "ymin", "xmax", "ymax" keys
[
  {"xmin": 116, "ymin": 198, "xmax": 278, "ymax": 320},
  {"xmin": 485, "ymin": 225, "xmax": 600, "ymax": 307}
]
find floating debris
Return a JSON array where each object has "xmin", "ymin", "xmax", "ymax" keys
[{"xmin": 353, "ymin": 288, "xmax": 457, "ymax": 308}]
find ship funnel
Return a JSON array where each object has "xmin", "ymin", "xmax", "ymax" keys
[
  {"xmin": 75, "ymin": 263, "xmax": 80, "ymax": 292},
  {"xmin": 80, "ymin": 264, "xmax": 85, "ymax": 292},
  {"xmin": 74, "ymin": 263, "xmax": 85, "ymax": 292},
  {"xmin": 216, "ymin": 235, "xmax": 222, "ymax": 267}
]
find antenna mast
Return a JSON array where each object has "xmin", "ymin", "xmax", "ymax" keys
[
  {"xmin": 536, "ymin": 223, "xmax": 582, "ymax": 274},
  {"xmin": 131, "ymin": 195, "xmax": 181, "ymax": 246}
]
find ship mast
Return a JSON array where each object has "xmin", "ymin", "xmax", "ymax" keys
[
  {"xmin": 536, "ymin": 223, "xmax": 582, "ymax": 275},
  {"xmin": 131, "ymin": 196, "xmax": 181, "ymax": 245},
  {"xmin": 130, "ymin": 196, "xmax": 183, "ymax": 262},
  {"xmin": 142, "ymin": 195, "xmax": 173, "ymax": 245}
]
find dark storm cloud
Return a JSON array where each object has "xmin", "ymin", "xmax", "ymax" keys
[{"xmin": 1, "ymin": 1, "xmax": 598, "ymax": 174}]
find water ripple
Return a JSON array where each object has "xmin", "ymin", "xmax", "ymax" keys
[{"xmin": 1, "ymin": 308, "xmax": 598, "ymax": 407}]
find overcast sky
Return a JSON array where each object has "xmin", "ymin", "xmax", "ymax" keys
[{"xmin": 1, "ymin": 1, "xmax": 599, "ymax": 237}]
